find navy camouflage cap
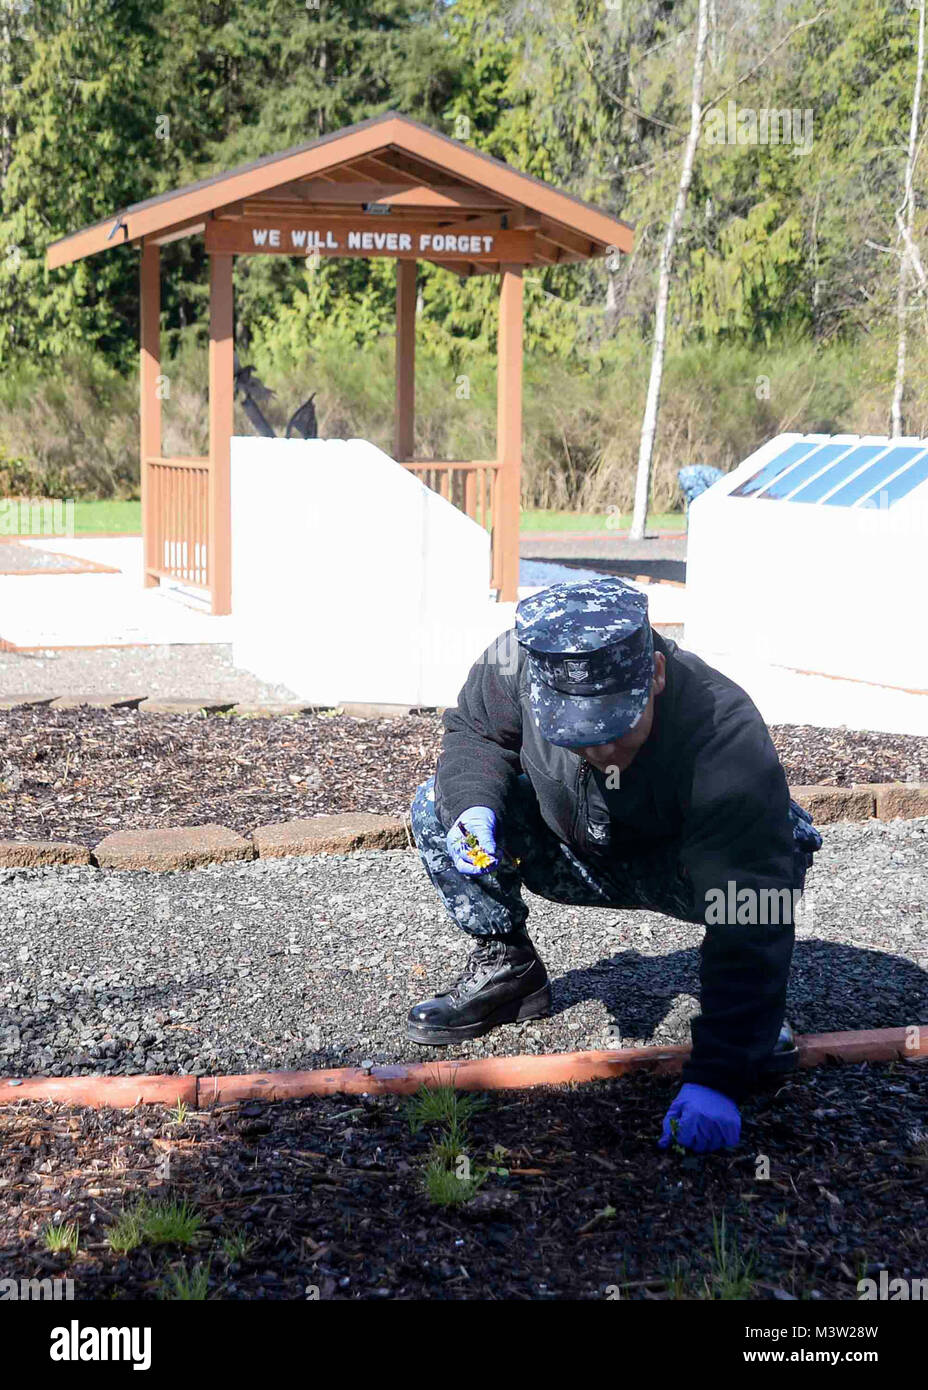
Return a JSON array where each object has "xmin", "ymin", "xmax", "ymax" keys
[{"xmin": 515, "ymin": 577, "xmax": 654, "ymax": 747}]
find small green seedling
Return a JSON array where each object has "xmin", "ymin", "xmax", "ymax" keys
[
  {"xmin": 486, "ymin": 1144, "xmax": 510, "ymax": 1177},
  {"xmin": 405, "ymin": 1085, "xmax": 486, "ymax": 1135},
  {"xmin": 169, "ymin": 1099, "xmax": 189, "ymax": 1125},
  {"xmin": 669, "ymin": 1117, "xmax": 686, "ymax": 1156},
  {"xmin": 578, "ymin": 1204, "xmax": 616, "ymax": 1235},
  {"xmin": 422, "ymin": 1156, "xmax": 486, "ymax": 1207},
  {"xmin": 107, "ymin": 1207, "xmax": 143, "ymax": 1254},
  {"xmin": 704, "ymin": 1214, "xmax": 756, "ymax": 1300},
  {"xmin": 158, "ymin": 1260, "xmax": 211, "ymax": 1301},
  {"xmin": 221, "ymin": 1228, "xmax": 255, "ymax": 1263},
  {"xmin": 668, "ymin": 1258, "xmax": 690, "ymax": 1300}
]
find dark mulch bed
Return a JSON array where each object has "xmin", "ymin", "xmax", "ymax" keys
[
  {"xmin": 1, "ymin": 706, "xmax": 927, "ymax": 847},
  {"xmin": 0, "ymin": 707, "xmax": 441, "ymax": 847},
  {"xmin": 0, "ymin": 1062, "xmax": 924, "ymax": 1300}
]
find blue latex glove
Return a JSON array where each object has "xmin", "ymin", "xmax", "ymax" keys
[
  {"xmin": 447, "ymin": 807, "xmax": 498, "ymax": 876},
  {"xmin": 659, "ymin": 1083, "xmax": 741, "ymax": 1153}
]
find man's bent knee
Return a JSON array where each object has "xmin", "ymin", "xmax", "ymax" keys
[{"xmin": 411, "ymin": 776, "xmax": 444, "ymax": 848}]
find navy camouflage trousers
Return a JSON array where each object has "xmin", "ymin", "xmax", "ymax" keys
[{"xmin": 411, "ymin": 774, "xmax": 818, "ymax": 940}]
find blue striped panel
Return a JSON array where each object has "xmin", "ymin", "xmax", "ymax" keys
[
  {"xmin": 729, "ymin": 440, "xmax": 822, "ymax": 498},
  {"xmin": 822, "ymin": 446, "xmax": 926, "ymax": 507},
  {"xmin": 786, "ymin": 444, "xmax": 888, "ymax": 503},
  {"xmin": 755, "ymin": 442, "xmax": 858, "ymax": 499}
]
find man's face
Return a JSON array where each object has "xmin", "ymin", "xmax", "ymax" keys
[{"xmin": 570, "ymin": 651, "xmax": 666, "ymax": 774}]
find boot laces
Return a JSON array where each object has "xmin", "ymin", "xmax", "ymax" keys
[{"xmin": 448, "ymin": 939, "xmax": 506, "ymax": 1002}]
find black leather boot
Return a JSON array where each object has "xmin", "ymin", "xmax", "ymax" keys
[
  {"xmin": 758, "ymin": 1021, "xmax": 800, "ymax": 1077},
  {"xmin": 407, "ymin": 934, "xmax": 551, "ymax": 1045}
]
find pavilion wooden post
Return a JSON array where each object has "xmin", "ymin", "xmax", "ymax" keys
[
  {"xmin": 139, "ymin": 242, "xmax": 161, "ymax": 588},
  {"xmin": 394, "ymin": 259, "xmax": 416, "ymax": 460},
  {"xmin": 495, "ymin": 264, "xmax": 523, "ymax": 601},
  {"xmin": 208, "ymin": 253, "xmax": 234, "ymax": 615}
]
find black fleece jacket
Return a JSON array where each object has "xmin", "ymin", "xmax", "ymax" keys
[{"xmin": 434, "ymin": 630, "xmax": 801, "ymax": 1103}]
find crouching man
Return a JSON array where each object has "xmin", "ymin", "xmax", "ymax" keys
[{"xmin": 408, "ymin": 578, "xmax": 821, "ymax": 1153}]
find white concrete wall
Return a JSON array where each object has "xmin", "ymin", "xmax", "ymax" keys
[
  {"xmin": 686, "ymin": 434, "xmax": 928, "ymax": 694},
  {"xmin": 231, "ymin": 437, "xmax": 514, "ymax": 706}
]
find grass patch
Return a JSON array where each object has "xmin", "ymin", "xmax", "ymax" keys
[
  {"xmin": 520, "ymin": 509, "xmax": 686, "ymax": 532},
  {"xmin": 107, "ymin": 1197, "xmax": 202, "ymax": 1253},
  {"xmin": 42, "ymin": 1221, "xmax": 79, "ymax": 1256},
  {"xmin": 158, "ymin": 1260, "xmax": 212, "ymax": 1301},
  {"xmin": 106, "ymin": 1207, "xmax": 143, "ymax": 1255},
  {"xmin": 704, "ymin": 1214, "xmax": 757, "ymax": 1300},
  {"xmin": 0, "ymin": 498, "xmax": 141, "ymax": 534},
  {"xmin": 68, "ymin": 500, "xmax": 141, "ymax": 533}
]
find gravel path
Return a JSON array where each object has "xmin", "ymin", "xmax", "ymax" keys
[
  {"xmin": 0, "ymin": 541, "xmax": 96, "ymax": 574},
  {"xmin": 1, "ymin": 817, "xmax": 925, "ymax": 1079},
  {"xmin": 0, "ymin": 643, "xmax": 303, "ymax": 703}
]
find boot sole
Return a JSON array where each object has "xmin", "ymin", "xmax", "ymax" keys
[
  {"xmin": 407, "ymin": 981, "xmax": 553, "ymax": 1046},
  {"xmin": 758, "ymin": 1046, "xmax": 799, "ymax": 1077}
]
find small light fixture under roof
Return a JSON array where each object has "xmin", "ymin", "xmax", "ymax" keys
[{"xmin": 363, "ymin": 202, "xmax": 392, "ymax": 215}]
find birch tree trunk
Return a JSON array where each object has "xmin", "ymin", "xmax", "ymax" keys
[
  {"xmin": 891, "ymin": 0, "xmax": 925, "ymax": 438},
  {"xmin": 629, "ymin": 0, "xmax": 709, "ymax": 539}
]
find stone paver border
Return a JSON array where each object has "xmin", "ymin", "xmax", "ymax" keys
[
  {"xmin": 0, "ymin": 693, "xmax": 433, "ymax": 717},
  {"xmin": 1, "ymin": 1026, "xmax": 923, "ymax": 1109},
  {"xmin": 0, "ymin": 787, "xmax": 925, "ymax": 871},
  {"xmin": 1, "ymin": 691, "xmax": 925, "ymax": 866}
]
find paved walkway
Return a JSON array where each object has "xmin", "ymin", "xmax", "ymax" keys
[
  {"xmin": 0, "ymin": 642, "xmax": 304, "ymax": 703},
  {"xmin": 0, "ymin": 532, "xmax": 687, "ymax": 666},
  {"xmin": 0, "ymin": 538, "xmax": 232, "ymax": 649}
]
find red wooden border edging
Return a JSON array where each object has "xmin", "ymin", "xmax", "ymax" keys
[{"xmin": 1, "ymin": 1027, "xmax": 923, "ymax": 1110}]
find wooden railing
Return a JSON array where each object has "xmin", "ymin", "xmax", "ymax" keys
[
  {"xmin": 402, "ymin": 460, "xmax": 501, "ymax": 587},
  {"xmin": 144, "ymin": 457, "xmax": 210, "ymax": 589},
  {"xmin": 144, "ymin": 454, "xmax": 504, "ymax": 599}
]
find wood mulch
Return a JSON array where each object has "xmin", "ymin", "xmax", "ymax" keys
[
  {"xmin": 0, "ymin": 1062, "xmax": 924, "ymax": 1300},
  {"xmin": 0, "ymin": 707, "xmax": 927, "ymax": 848}
]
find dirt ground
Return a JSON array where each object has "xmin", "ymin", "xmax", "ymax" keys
[{"xmin": 1, "ymin": 1061, "xmax": 924, "ymax": 1301}]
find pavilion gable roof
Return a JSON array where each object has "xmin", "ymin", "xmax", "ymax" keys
[{"xmin": 47, "ymin": 112, "xmax": 633, "ymax": 270}]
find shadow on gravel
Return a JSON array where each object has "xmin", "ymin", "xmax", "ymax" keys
[{"xmin": 550, "ymin": 940, "xmax": 928, "ymax": 1040}]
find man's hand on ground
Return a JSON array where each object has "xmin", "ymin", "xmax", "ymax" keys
[
  {"xmin": 658, "ymin": 1083, "xmax": 741, "ymax": 1153},
  {"xmin": 447, "ymin": 808, "xmax": 498, "ymax": 875}
]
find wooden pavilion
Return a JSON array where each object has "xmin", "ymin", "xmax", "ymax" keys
[{"xmin": 47, "ymin": 113, "xmax": 633, "ymax": 611}]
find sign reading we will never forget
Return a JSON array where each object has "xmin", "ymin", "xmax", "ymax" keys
[{"xmin": 205, "ymin": 218, "xmax": 536, "ymax": 261}]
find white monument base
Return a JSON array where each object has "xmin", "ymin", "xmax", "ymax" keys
[{"xmin": 231, "ymin": 437, "xmax": 514, "ymax": 707}]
